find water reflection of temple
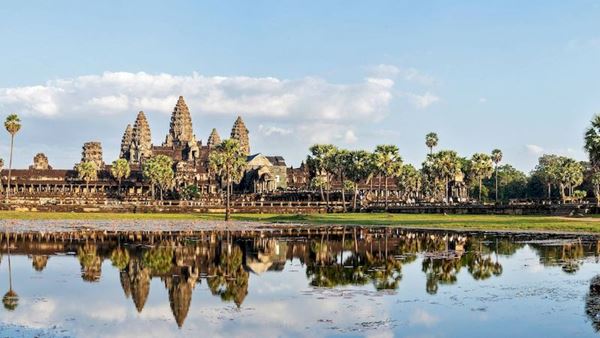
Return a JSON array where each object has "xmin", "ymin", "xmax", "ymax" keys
[{"xmin": 1, "ymin": 228, "xmax": 598, "ymax": 328}]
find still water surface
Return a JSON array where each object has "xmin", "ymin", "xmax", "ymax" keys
[{"xmin": 1, "ymin": 226, "xmax": 600, "ymax": 337}]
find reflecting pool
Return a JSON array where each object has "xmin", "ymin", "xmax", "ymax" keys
[{"xmin": 1, "ymin": 226, "xmax": 600, "ymax": 337}]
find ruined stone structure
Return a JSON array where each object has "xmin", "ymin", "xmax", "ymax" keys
[
  {"xmin": 30, "ymin": 153, "xmax": 51, "ymax": 170},
  {"xmin": 124, "ymin": 111, "xmax": 153, "ymax": 165},
  {"xmin": 164, "ymin": 96, "xmax": 195, "ymax": 147},
  {"xmin": 207, "ymin": 128, "xmax": 221, "ymax": 148},
  {"xmin": 230, "ymin": 116, "xmax": 250, "ymax": 156},
  {"xmin": 81, "ymin": 142, "xmax": 104, "ymax": 169}
]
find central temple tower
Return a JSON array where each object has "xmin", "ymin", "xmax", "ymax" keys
[{"xmin": 164, "ymin": 96, "xmax": 195, "ymax": 147}]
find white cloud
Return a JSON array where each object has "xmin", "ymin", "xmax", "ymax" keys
[
  {"xmin": 0, "ymin": 71, "xmax": 395, "ymax": 122},
  {"xmin": 344, "ymin": 129, "xmax": 358, "ymax": 143},
  {"xmin": 258, "ymin": 124, "xmax": 292, "ymax": 136},
  {"xmin": 406, "ymin": 92, "xmax": 439, "ymax": 109},
  {"xmin": 409, "ymin": 308, "xmax": 439, "ymax": 327},
  {"xmin": 369, "ymin": 64, "xmax": 436, "ymax": 86},
  {"xmin": 526, "ymin": 144, "xmax": 544, "ymax": 155},
  {"xmin": 479, "ymin": 97, "xmax": 487, "ymax": 103}
]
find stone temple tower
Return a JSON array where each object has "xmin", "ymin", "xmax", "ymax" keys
[
  {"xmin": 119, "ymin": 124, "xmax": 133, "ymax": 159},
  {"xmin": 130, "ymin": 111, "xmax": 153, "ymax": 164},
  {"xmin": 81, "ymin": 142, "xmax": 104, "ymax": 169},
  {"xmin": 230, "ymin": 116, "xmax": 250, "ymax": 156},
  {"xmin": 207, "ymin": 128, "xmax": 221, "ymax": 148},
  {"xmin": 164, "ymin": 96, "xmax": 194, "ymax": 147}
]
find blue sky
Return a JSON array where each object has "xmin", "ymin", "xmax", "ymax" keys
[{"xmin": 0, "ymin": 1, "xmax": 599, "ymax": 170}]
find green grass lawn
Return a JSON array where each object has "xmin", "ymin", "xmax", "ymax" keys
[{"xmin": 1, "ymin": 210, "xmax": 600, "ymax": 233}]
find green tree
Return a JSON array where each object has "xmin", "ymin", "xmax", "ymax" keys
[
  {"xmin": 591, "ymin": 172, "xmax": 600, "ymax": 205},
  {"xmin": 555, "ymin": 157, "xmax": 584, "ymax": 202},
  {"xmin": 483, "ymin": 164, "xmax": 527, "ymax": 202},
  {"xmin": 209, "ymin": 139, "xmax": 247, "ymax": 221},
  {"xmin": 470, "ymin": 153, "xmax": 494, "ymax": 202},
  {"xmin": 344, "ymin": 150, "xmax": 373, "ymax": 210},
  {"xmin": 433, "ymin": 150, "xmax": 462, "ymax": 203},
  {"xmin": 491, "ymin": 149, "xmax": 503, "ymax": 203},
  {"xmin": 395, "ymin": 164, "xmax": 421, "ymax": 202},
  {"xmin": 374, "ymin": 145, "xmax": 402, "ymax": 210},
  {"xmin": 332, "ymin": 148, "xmax": 351, "ymax": 212},
  {"xmin": 534, "ymin": 154, "xmax": 560, "ymax": 200},
  {"xmin": 425, "ymin": 132, "xmax": 439, "ymax": 155},
  {"xmin": 585, "ymin": 114, "xmax": 600, "ymax": 168},
  {"xmin": 143, "ymin": 155, "xmax": 175, "ymax": 201},
  {"xmin": 4, "ymin": 114, "xmax": 21, "ymax": 201},
  {"xmin": 306, "ymin": 144, "xmax": 338, "ymax": 209},
  {"xmin": 111, "ymin": 158, "xmax": 131, "ymax": 194},
  {"xmin": 76, "ymin": 161, "xmax": 98, "ymax": 193}
]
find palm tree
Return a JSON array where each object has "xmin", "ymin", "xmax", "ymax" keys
[
  {"xmin": 425, "ymin": 132, "xmax": 439, "ymax": 155},
  {"xmin": 585, "ymin": 114, "xmax": 600, "ymax": 169},
  {"xmin": 0, "ymin": 158, "xmax": 4, "ymax": 193},
  {"xmin": 142, "ymin": 155, "xmax": 174, "ymax": 201},
  {"xmin": 209, "ymin": 139, "xmax": 247, "ymax": 221},
  {"xmin": 491, "ymin": 149, "xmax": 503, "ymax": 203},
  {"xmin": 3, "ymin": 235, "xmax": 18, "ymax": 311},
  {"xmin": 76, "ymin": 161, "xmax": 98, "ymax": 193},
  {"xmin": 111, "ymin": 158, "xmax": 131, "ymax": 195},
  {"xmin": 434, "ymin": 150, "xmax": 462, "ymax": 203},
  {"xmin": 345, "ymin": 150, "xmax": 372, "ymax": 211},
  {"xmin": 306, "ymin": 144, "xmax": 338, "ymax": 210},
  {"xmin": 374, "ymin": 145, "xmax": 402, "ymax": 210},
  {"xmin": 333, "ymin": 149, "xmax": 350, "ymax": 212},
  {"xmin": 470, "ymin": 153, "xmax": 494, "ymax": 202},
  {"xmin": 592, "ymin": 172, "xmax": 600, "ymax": 206},
  {"xmin": 4, "ymin": 114, "xmax": 21, "ymax": 201}
]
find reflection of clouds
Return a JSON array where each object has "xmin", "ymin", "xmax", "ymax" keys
[
  {"xmin": 409, "ymin": 308, "xmax": 439, "ymax": 327},
  {"xmin": 0, "ymin": 298, "xmax": 57, "ymax": 329}
]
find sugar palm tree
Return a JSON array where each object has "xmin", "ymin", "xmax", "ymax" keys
[
  {"xmin": 425, "ymin": 132, "xmax": 439, "ymax": 155},
  {"xmin": 3, "ymin": 235, "xmax": 18, "ymax": 311},
  {"xmin": 306, "ymin": 144, "xmax": 338, "ymax": 210},
  {"xmin": 333, "ymin": 149, "xmax": 350, "ymax": 212},
  {"xmin": 470, "ymin": 153, "xmax": 494, "ymax": 202},
  {"xmin": 345, "ymin": 150, "xmax": 373, "ymax": 211},
  {"xmin": 434, "ymin": 150, "xmax": 462, "ymax": 203},
  {"xmin": 491, "ymin": 149, "xmax": 503, "ymax": 203},
  {"xmin": 111, "ymin": 158, "xmax": 131, "ymax": 195},
  {"xmin": 142, "ymin": 155, "xmax": 174, "ymax": 201},
  {"xmin": 585, "ymin": 114, "xmax": 600, "ymax": 169},
  {"xmin": 374, "ymin": 145, "xmax": 402, "ymax": 210},
  {"xmin": 4, "ymin": 114, "xmax": 21, "ymax": 201},
  {"xmin": 76, "ymin": 161, "xmax": 98, "ymax": 193},
  {"xmin": 209, "ymin": 139, "xmax": 247, "ymax": 221}
]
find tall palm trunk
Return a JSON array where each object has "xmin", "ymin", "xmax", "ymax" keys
[
  {"xmin": 478, "ymin": 177, "xmax": 482, "ymax": 202},
  {"xmin": 377, "ymin": 174, "xmax": 382, "ymax": 204},
  {"xmin": 340, "ymin": 170, "xmax": 346, "ymax": 212},
  {"xmin": 5, "ymin": 134, "xmax": 14, "ymax": 202},
  {"xmin": 319, "ymin": 186, "xmax": 325, "ymax": 202},
  {"xmin": 384, "ymin": 175, "xmax": 389, "ymax": 210},
  {"xmin": 547, "ymin": 183, "xmax": 551, "ymax": 201},
  {"xmin": 353, "ymin": 184, "xmax": 358, "ymax": 211},
  {"xmin": 495, "ymin": 165, "xmax": 499, "ymax": 203},
  {"xmin": 225, "ymin": 180, "xmax": 231, "ymax": 221}
]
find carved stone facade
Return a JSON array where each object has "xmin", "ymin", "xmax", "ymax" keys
[
  {"xmin": 164, "ymin": 96, "xmax": 195, "ymax": 147},
  {"xmin": 122, "ymin": 111, "xmax": 153, "ymax": 165},
  {"xmin": 230, "ymin": 116, "xmax": 250, "ymax": 156},
  {"xmin": 207, "ymin": 128, "xmax": 221, "ymax": 148},
  {"xmin": 30, "ymin": 153, "xmax": 51, "ymax": 170},
  {"xmin": 81, "ymin": 142, "xmax": 104, "ymax": 169}
]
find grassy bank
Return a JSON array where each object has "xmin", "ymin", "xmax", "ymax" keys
[{"xmin": 1, "ymin": 211, "xmax": 600, "ymax": 233}]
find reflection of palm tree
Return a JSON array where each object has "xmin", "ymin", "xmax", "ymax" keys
[
  {"xmin": 77, "ymin": 243, "xmax": 103, "ymax": 282},
  {"xmin": 207, "ymin": 245, "xmax": 249, "ymax": 307},
  {"xmin": 3, "ymin": 236, "xmax": 18, "ymax": 311}
]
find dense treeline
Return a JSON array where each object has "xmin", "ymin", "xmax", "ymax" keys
[{"xmin": 306, "ymin": 117, "xmax": 600, "ymax": 206}]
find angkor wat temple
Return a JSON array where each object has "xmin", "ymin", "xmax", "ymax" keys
[{"xmin": 0, "ymin": 96, "xmax": 312, "ymax": 202}]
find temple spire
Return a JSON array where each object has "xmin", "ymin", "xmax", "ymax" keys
[
  {"xmin": 164, "ymin": 96, "xmax": 194, "ymax": 147},
  {"xmin": 130, "ymin": 111, "xmax": 153, "ymax": 164},
  {"xmin": 207, "ymin": 128, "xmax": 221, "ymax": 148},
  {"xmin": 119, "ymin": 124, "xmax": 133, "ymax": 159},
  {"xmin": 230, "ymin": 116, "xmax": 250, "ymax": 156}
]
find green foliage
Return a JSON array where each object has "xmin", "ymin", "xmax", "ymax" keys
[
  {"xmin": 425, "ymin": 132, "xmax": 439, "ymax": 153},
  {"xmin": 110, "ymin": 248, "xmax": 130, "ymax": 270},
  {"xmin": 180, "ymin": 185, "xmax": 201, "ymax": 200},
  {"xmin": 209, "ymin": 139, "xmax": 247, "ymax": 186},
  {"xmin": 4, "ymin": 114, "xmax": 21, "ymax": 135},
  {"xmin": 585, "ymin": 114, "xmax": 600, "ymax": 169},
  {"xmin": 111, "ymin": 158, "xmax": 131, "ymax": 183},
  {"xmin": 76, "ymin": 161, "xmax": 98, "ymax": 186},
  {"xmin": 483, "ymin": 164, "xmax": 528, "ymax": 201},
  {"xmin": 142, "ymin": 246, "xmax": 173, "ymax": 274},
  {"xmin": 143, "ymin": 155, "xmax": 175, "ymax": 199}
]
